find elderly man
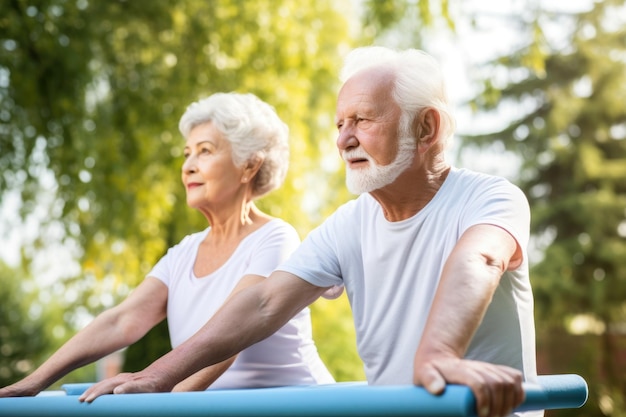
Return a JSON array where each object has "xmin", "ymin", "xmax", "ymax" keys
[{"xmin": 80, "ymin": 47, "xmax": 539, "ymax": 417}]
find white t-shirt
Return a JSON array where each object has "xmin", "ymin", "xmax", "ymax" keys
[
  {"xmin": 280, "ymin": 168, "xmax": 538, "ymax": 386},
  {"xmin": 148, "ymin": 219, "xmax": 334, "ymax": 389}
]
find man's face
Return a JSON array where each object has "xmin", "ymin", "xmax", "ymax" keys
[{"xmin": 335, "ymin": 68, "xmax": 416, "ymax": 195}]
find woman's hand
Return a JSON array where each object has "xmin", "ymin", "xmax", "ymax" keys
[{"xmin": 0, "ymin": 379, "xmax": 43, "ymax": 398}]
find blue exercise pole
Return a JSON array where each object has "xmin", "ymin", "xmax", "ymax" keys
[{"xmin": 0, "ymin": 374, "xmax": 588, "ymax": 417}]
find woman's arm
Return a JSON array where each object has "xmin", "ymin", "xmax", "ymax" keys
[
  {"xmin": 0, "ymin": 277, "xmax": 167, "ymax": 397},
  {"xmin": 78, "ymin": 271, "xmax": 328, "ymax": 402}
]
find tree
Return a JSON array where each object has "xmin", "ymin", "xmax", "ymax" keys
[
  {"xmin": 360, "ymin": 0, "xmax": 455, "ymax": 47},
  {"xmin": 0, "ymin": 262, "xmax": 49, "ymax": 387},
  {"xmin": 0, "ymin": 0, "xmax": 463, "ymax": 386},
  {"xmin": 1, "ymin": 0, "xmax": 367, "ymax": 383},
  {"xmin": 461, "ymin": 1, "xmax": 626, "ymax": 415}
]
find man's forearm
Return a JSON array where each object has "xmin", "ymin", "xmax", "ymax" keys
[
  {"xmin": 140, "ymin": 281, "xmax": 299, "ymax": 389},
  {"xmin": 417, "ymin": 257, "xmax": 501, "ymax": 359},
  {"xmin": 416, "ymin": 225, "xmax": 515, "ymax": 359},
  {"xmin": 78, "ymin": 271, "xmax": 327, "ymax": 401},
  {"xmin": 172, "ymin": 356, "xmax": 237, "ymax": 392}
]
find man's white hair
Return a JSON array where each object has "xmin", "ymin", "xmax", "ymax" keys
[{"xmin": 340, "ymin": 46, "xmax": 456, "ymax": 144}]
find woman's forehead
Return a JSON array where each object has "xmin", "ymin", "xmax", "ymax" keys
[{"xmin": 185, "ymin": 122, "xmax": 227, "ymax": 146}]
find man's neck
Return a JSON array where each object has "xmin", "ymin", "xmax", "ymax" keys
[{"xmin": 369, "ymin": 164, "xmax": 451, "ymax": 222}]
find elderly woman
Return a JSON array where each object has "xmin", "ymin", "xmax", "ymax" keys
[{"xmin": 0, "ymin": 93, "xmax": 334, "ymax": 397}]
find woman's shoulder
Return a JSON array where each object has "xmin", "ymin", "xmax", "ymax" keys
[
  {"xmin": 166, "ymin": 228, "xmax": 210, "ymax": 254},
  {"xmin": 255, "ymin": 218, "xmax": 300, "ymax": 241},
  {"xmin": 235, "ymin": 218, "xmax": 301, "ymax": 259}
]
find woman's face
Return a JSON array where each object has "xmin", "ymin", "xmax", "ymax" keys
[{"xmin": 181, "ymin": 122, "xmax": 245, "ymax": 210}]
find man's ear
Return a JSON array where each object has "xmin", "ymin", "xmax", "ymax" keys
[{"xmin": 413, "ymin": 108, "xmax": 441, "ymax": 154}]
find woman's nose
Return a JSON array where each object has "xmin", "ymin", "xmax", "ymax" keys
[{"xmin": 182, "ymin": 154, "xmax": 197, "ymax": 173}]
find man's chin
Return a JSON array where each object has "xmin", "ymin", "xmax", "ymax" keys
[
  {"xmin": 346, "ymin": 172, "xmax": 374, "ymax": 195},
  {"xmin": 347, "ymin": 188, "xmax": 367, "ymax": 195},
  {"xmin": 345, "ymin": 180, "xmax": 374, "ymax": 195}
]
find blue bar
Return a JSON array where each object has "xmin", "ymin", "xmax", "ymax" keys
[{"xmin": 0, "ymin": 374, "xmax": 587, "ymax": 417}]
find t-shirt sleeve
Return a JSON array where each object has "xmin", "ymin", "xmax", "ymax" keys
[
  {"xmin": 242, "ymin": 220, "xmax": 302, "ymax": 278},
  {"xmin": 148, "ymin": 254, "xmax": 169, "ymax": 286},
  {"xmin": 461, "ymin": 177, "xmax": 531, "ymax": 253},
  {"xmin": 145, "ymin": 232, "xmax": 201, "ymax": 287},
  {"xmin": 278, "ymin": 213, "xmax": 344, "ymax": 288}
]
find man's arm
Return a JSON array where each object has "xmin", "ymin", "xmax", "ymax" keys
[
  {"xmin": 171, "ymin": 357, "xmax": 237, "ymax": 392},
  {"xmin": 79, "ymin": 271, "xmax": 327, "ymax": 402},
  {"xmin": 413, "ymin": 223, "xmax": 525, "ymax": 417},
  {"xmin": 171, "ymin": 273, "xmax": 266, "ymax": 392}
]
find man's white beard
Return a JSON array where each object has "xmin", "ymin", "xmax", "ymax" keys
[{"xmin": 343, "ymin": 135, "xmax": 416, "ymax": 195}]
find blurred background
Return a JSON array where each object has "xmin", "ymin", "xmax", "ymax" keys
[{"xmin": 0, "ymin": 0, "xmax": 625, "ymax": 415}]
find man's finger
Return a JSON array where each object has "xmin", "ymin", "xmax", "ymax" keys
[
  {"xmin": 79, "ymin": 385, "xmax": 108, "ymax": 403},
  {"xmin": 414, "ymin": 365, "xmax": 446, "ymax": 395},
  {"xmin": 113, "ymin": 384, "xmax": 130, "ymax": 395}
]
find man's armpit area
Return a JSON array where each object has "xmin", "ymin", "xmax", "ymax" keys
[
  {"xmin": 472, "ymin": 223, "xmax": 523, "ymax": 271},
  {"xmin": 496, "ymin": 226, "xmax": 523, "ymax": 271}
]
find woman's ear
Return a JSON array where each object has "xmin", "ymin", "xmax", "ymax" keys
[
  {"xmin": 241, "ymin": 154, "xmax": 264, "ymax": 183},
  {"xmin": 413, "ymin": 108, "xmax": 441, "ymax": 154}
]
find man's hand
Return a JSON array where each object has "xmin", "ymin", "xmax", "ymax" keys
[
  {"xmin": 78, "ymin": 371, "xmax": 173, "ymax": 403},
  {"xmin": 414, "ymin": 357, "xmax": 525, "ymax": 417}
]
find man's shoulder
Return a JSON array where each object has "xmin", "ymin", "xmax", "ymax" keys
[
  {"xmin": 329, "ymin": 194, "xmax": 376, "ymax": 219},
  {"xmin": 450, "ymin": 167, "xmax": 518, "ymax": 190},
  {"xmin": 448, "ymin": 168, "xmax": 528, "ymax": 210},
  {"xmin": 309, "ymin": 195, "xmax": 375, "ymax": 237}
]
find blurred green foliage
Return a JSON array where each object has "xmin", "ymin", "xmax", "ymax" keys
[
  {"xmin": 0, "ymin": 0, "xmax": 452, "ymax": 386},
  {"xmin": 0, "ymin": 0, "xmax": 427, "ymax": 386},
  {"xmin": 0, "ymin": 261, "xmax": 48, "ymax": 386},
  {"xmin": 461, "ymin": 1, "xmax": 626, "ymax": 415},
  {"xmin": 9, "ymin": 2, "xmax": 623, "ymax": 414}
]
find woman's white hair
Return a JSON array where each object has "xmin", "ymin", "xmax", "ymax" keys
[
  {"xmin": 340, "ymin": 46, "xmax": 456, "ymax": 144},
  {"xmin": 179, "ymin": 93, "xmax": 289, "ymax": 199}
]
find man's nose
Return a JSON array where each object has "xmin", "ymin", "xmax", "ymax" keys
[{"xmin": 336, "ymin": 124, "xmax": 359, "ymax": 151}]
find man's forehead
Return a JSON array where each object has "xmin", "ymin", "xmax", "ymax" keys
[
  {"xmin": 337, "ymin": 89, "xmax": 377, "ymax": 108},
  {"xmin": 341, "ymin": 66, "xmax": 394, "ymax": 96},
  {"xmin": 336, "ymin": 76, "xmax": 394, "ymax": 117}
]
